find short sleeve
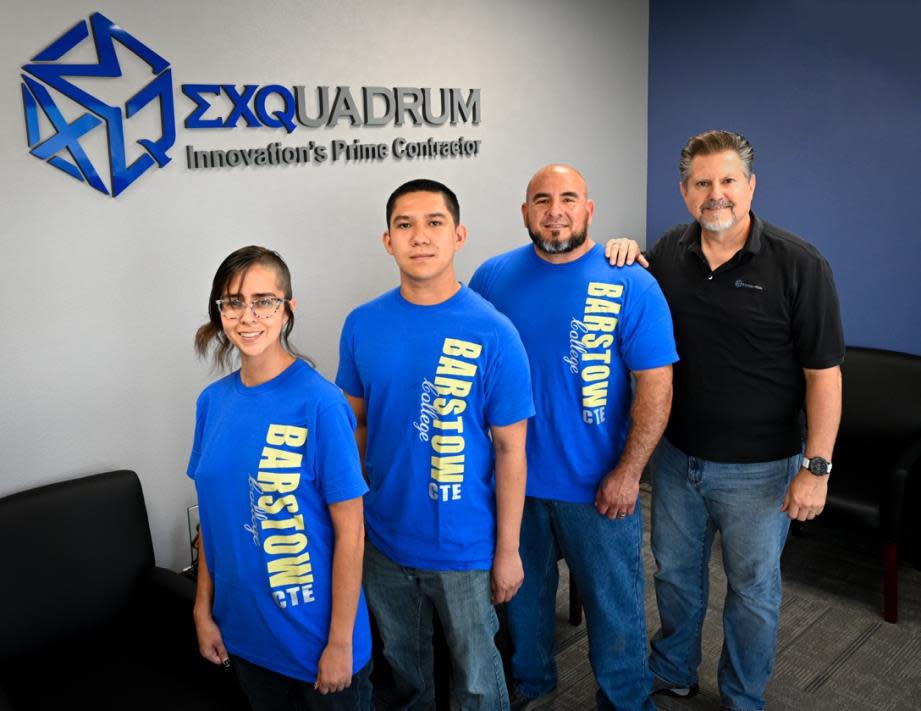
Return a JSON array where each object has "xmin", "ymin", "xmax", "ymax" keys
[
  {"xmin": 313, "ymin": 398, "xmax": 368, "ymax": 505},
  {"xmin": 468, "ymin": 262, "xmax": 491, "ymax": 300},
  {"xmin": 483, "ymin": 322, "xmax": 535, "ymax": 427},
  {"xmin": 645, "ymin": 235, "xmax": 666, "ymax": 276},
  {"xmin": 186, "ymin": 392, "xmax": 207, "ymax": 479},
  {"xmin": 646, "ymin": 228, "xmax": 680, "ymax": 281},
  {"xmin": 791, "ymin": 256, "xmax": 845, "ymax": 369},
  {"xmin": 618, "ymin": 273, "xmax": 679, "ymax": 372},
  {"xmin": 335, "ymin": 313, "xmax": 363, "ymax": 397}
]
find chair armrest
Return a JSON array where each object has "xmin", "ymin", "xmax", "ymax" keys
[
  {"xmin": 882, "ymin": 436, "xmax": 921, "ymax": 541},
  {"xmin": 143, "ymin": 566, "xmax": 196, "ymax": 604},
  {"xmin": 141, "ymin": 567, "xmax": 252, "ymax": 706},
  {"xmin": 133, "ymin": 566, "xmax": 200, "ymax": 660},
  {"xmin": 128, "ymin": 567, "xmax": 250, "ymax": 709},
  {"xmin": 894, "ymin": 437, "xmax": 921, "ymax": 476}
]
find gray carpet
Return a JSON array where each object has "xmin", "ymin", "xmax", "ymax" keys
[
  {"xmin": 527, "ymin": 485, "xmax": 921, "ymax": 710},
  {"xmin": 375, "ymin": 484, "xmax": 921, "ymax": 709}
]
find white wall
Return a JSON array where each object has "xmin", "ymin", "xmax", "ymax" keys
[{"xmin": 0, "ymin": 0, "xmax": 648, "ymax": 569}]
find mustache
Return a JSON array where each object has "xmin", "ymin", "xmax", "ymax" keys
[{"xmin": 702, "ymin": 199, "xmax": 734, "ymax": 209}]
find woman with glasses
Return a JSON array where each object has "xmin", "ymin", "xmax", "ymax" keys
[{"xmin": 187, "ymin": 245, "xmax": 372, "ymax": 711}]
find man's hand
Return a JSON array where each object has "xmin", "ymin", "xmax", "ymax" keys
[
  {"xmin": 491, "ymin": 547, "xmax": 524, "ymax": 604},
  {"xmin": 315, "ymin": 641, "xmax": 353, "ymax": 694},
  {"xmin": 780, "ymin": 469, "xmax": 828, "ymax": 521},
  {"xmin": 490, "ymin": 420, "xmax": 527, "ymax": 604},
  {"xmin": 789, "ymin": 366, "xmax": 840, "ymax": 522},
  {"xmin": 594, "ymin": 468, "xmax": 640, "ymax": 519},
  {"xmin": 193, "ymin": 608, "xmax": 229, "ymax": 666},
  {"xmin": 604, "ymin": 238, "xmax": 648, "ymax": 268}
]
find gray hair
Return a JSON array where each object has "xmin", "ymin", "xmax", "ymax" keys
[{"xmin": 679, "ymin": 130, "xmax": 754, "ymax": 184}]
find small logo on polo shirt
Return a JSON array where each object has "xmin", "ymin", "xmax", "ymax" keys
[{"xmin": 734, "ymin": 279, "xmax": 763, "ymax": 291}]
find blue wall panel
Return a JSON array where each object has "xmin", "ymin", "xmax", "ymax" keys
[{"xmin": 648, "ymin": 0, "xmax": 921, "ymax": 355}]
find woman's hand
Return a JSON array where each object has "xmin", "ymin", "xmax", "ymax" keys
[
  {"xmin": 315, "ymin": 641, "xmax": 353, "ymax": 694},
  {"xmin": 194, "ymin": 607, "xmax": 229, "ymax": 666}
]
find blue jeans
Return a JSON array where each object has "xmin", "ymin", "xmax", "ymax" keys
[
  {"xmin": 231, "ymin": 655, "xmax": 373, "ymax": 711},
  {"xmin": 506, "ymin": 497, "xmax": 654, "ymax": 711},
  {"xmin": 363, "ymin": 541, "xmax": 508, "ymax": 711},
  {"xmin": 649, "ymin": 437, "xmax": 801, "ymax": 711}
]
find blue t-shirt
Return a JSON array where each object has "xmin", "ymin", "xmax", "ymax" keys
[
  {"xmin": 336, "ymin": 285, "xmax": 535, "ymax": 571},
  {"xmin": 470, "ymin": 244, "xmax": 678, "ymax": 503},
  {"xmin": 187, "ymin": 358, "xmax": 371, "ymax": 683}
]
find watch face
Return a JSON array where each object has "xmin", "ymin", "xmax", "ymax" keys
[{"xmin": 808, "ymin": 457, "xmax": 830, "ymax": 476}]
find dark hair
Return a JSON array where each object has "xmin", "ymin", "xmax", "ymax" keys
[
  {"xmin": 679, "ymin": 130, "xmax": 754, "ymax": 184},
  {"xmin": 194, "ymin": 245, "xmax": 306, "ymax": 370},
  {"xmin": 385, "ymin": 178, "xmax": 460, "ymax": 227}
]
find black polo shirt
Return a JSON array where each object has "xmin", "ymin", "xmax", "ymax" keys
[{"xmin": 648, "ymin": 213, "xmax": 844, "ymax": 462}]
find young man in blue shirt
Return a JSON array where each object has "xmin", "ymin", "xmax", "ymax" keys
[{"xmin": 337, "ymin": 179, "xmax": 535, "ymax": 710}]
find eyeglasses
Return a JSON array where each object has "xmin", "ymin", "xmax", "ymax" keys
[{"xmin": 215, "ymin": 296, "xmax": 287, "ymax": 319}]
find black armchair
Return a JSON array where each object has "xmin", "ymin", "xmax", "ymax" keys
[
  {"xmin": 0, "ymin": 470, "xmax": 249, "ymax": 711},
  {"xmin": 822, "ymin": 347, "xmax": 921, "ymax": 623}
]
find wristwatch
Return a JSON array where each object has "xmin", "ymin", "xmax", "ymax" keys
[{"xmin": 802, "ymin": 456, "xmax": 832, "ymax": 476}]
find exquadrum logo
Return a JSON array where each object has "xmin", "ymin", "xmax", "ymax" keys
[{"xmin": 20, "ymin": 12, "xmax": 175, "ymax": 197}]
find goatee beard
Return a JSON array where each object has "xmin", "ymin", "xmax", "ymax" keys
[
  {"xmin": 529, "ymin": 228, "xmax": 587, "ymax": 255},
  {"xmin": 699, "ymin": 200, "xmax": 737, "ymax": 233},
  {"xmin": 699, "ymin": 214, "xmax": 738, "ymax": 232}
]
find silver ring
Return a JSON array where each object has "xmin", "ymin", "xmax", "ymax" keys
[{"xmin": 617, "ymin": 513, "xmax": 626, "ymax": 519}]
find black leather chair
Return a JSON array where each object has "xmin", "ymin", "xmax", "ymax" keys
[
  {"xmin": 0, "ymin": 470, "xmax": 249, "ymax": 711},
  {"xmin": 822, "ymin": 347, "xmax": 921, "ymax": 623}
]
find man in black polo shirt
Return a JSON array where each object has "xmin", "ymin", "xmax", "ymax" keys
[{"xmin": 608, "ymin": 130, "xmax": 844, "ymax": 711}]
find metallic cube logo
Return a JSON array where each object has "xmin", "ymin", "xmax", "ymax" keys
[{"xmin": 21, "ymin": 12, "xmax": 175, "ymax": 197}]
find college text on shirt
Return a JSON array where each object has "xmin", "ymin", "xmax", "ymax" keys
[
  {"xmin": 248, "ymin": 424, "xmax": 316, "ymax": 609},
  {"xmin": 563, "ymin": 282, "xmax": 622, "ymax": 425},
  {"xmin": 414, "ymin": 338, "xmax": 483, "ymax": 503}
]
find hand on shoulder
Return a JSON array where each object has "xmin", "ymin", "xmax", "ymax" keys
[{"xmin": 604, "ymin": 237, "xmax": 649, "ymax": 268}]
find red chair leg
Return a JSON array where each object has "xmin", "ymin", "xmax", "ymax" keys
[
  {"xmin": 883, "ymin": 542, "xmax": 898, "ymax": 624},
  {"xmin": 569, "ymin": 572, "xmax": 583, "ymax": 626}
]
